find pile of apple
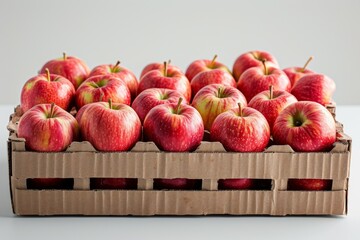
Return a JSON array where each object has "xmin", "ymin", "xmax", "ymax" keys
[{"xmin": 17, "ymin": 51, "xmax": 337, "ymax": 191}]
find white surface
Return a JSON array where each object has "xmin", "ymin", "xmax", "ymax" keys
[
  {"xmin": 1, "ymin": 0, "xmax": 360, "ymax": 105},
  {"xmin": 0, "ymin": 105, "xmax": 359, "ymax": 240}
]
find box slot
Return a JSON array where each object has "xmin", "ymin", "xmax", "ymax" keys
[
  {"xmin": 287, "ymin": 179, "xmax": 333, "ymax": 191},
  {"xmin": 27, "ymin": 178, "xmax": 74, "ymax": 190},
  {"xmin": 90, "ymin": 178, "xmax": 138, "ymax": 190},
  {"xmin": 153, "ymin": 178, "xmax": 202, "ymax": 190},
  {"xmin": 218, "ymin": 178, "xmax": 272, "ymax": 190}
]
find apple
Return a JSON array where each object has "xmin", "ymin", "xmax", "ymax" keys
[
  {"xmin": 218, "ymin": 178, "xmax": 253, "ymax": 190},
  {"xmin": 138, "ymin": 62, "xmax": 191, "ymax": 102},
  {"xmin": 132, "ymin": 88, "xmax": 187, "ymax": 123},
  {"xmin": 75, "ymin": 74, "xmax": 131, "ymax": 109},
  {"xmin": 76, "ymin": 100, "xmax": 141, "ymax": 151},
  {"xmin": 18, "ymin": 103, "xmax": 79, "ymax": 152},
  {"xmin": 211, "ymin": 104, "xmax": 270, "ymax": 152},
  {"xmin": 192, "ymin": 84, "xmax": 247, "ymax": 131},
  {"xmin": 191, "ymin": 69, "xmax": 236, "ymax": 98},
  {"xmin": 40, "ymin": 52, "xmax": 90, "ymax": 89},
  {"xmin": 20, "ymin": 69, "xmax": 75, "ymax": 112},
  {"xmin": 232, "ymin": 50, "xmax": 279, "ymax": 81},
  {"xmin": 140, "ymin": 60, "xmax": 183, "ymax": 79},
  {"xmin": 291, "ymin": 73, "xmax": 336, "ymax": 106},
  {"xmin": 237, "ymin": 62, "xmax": 291, "ymax": 102},
  {"xmin": 248, "ymin": 85, "xmax": 298, "ymax": 132},
  {"xmin": 185, "ymin": 54, "xmax": 231, "ymax": 81},
  {"xmin": 283, "ymin": 56, "xmax": 315, "ymax": 88},
  {"xmin": 143, "ymin": 98, "xmax": 204, "ymax": 152},
  {"xmin": 91, "ymin": 178, "xmax": 137, "ymax": 190},
  {"xmin": 27, "ymin": 178, "xmax": 73, "ymax": 189},
  {"xmin": 154, "ymin": 178, "xmax": 200, "ymax": 190},
  {"xmin": 287, "ymin": 179, "xmax": 332, "ymax": 191},
  {"xmin": 88, "ymin": 61, "xmax": 138, "ymax": 101},
  {"xmin": 273, "ymin": 101, "xmax": 336, "ymax": 152}
]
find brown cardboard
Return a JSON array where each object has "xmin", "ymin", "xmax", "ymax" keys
[{"xmin": 7, "ymin": 105, "xmax": 351, "ymax": 216}]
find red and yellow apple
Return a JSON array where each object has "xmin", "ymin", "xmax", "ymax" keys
[
  {"xmin": 283, "ymin": 56, "xmax": 315, "ymax": 88},
  {"xmin": 140, "ymin": 60, "xmax": 183, "ymax": 79}
]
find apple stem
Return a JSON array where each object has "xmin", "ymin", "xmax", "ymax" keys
[
  {"xmin": 112, "ymin": 60, "xmax": 121, "ymax": 72},
  {"xmin": 45, "ymin": 68, "xmax": 51, "ymax": 82},
  {"xmin": 175, "ymin": 97, "xmax": 183, "ymax": 114},
  {"xmin": 163, "ymin": 61, "xmax": 168, "ymax": 77},
  {"xmin": 211, "ymin": 54, "xmax": 218, "ymax": 67},
  {"xmin": 63, "ymin": 52, "xmax": 67, "ymax": 60},
  {"xmin": 49, "ymin": 103, "xmax": 55, "ymax": 118},
  {"xmin": 262, "ymin": 60, "xmax": 268, "ymax": 75},
  {"xmin": 108, "ymin": 98, "xmax": 113, "ymax": 109},
  {"xmin": 238, "ymin": 103, "xmax": 243, "ymax": 117},
  {"xmin": 167, "ymin": 59, "xmax": 171, "ymax": 65},
  {"xmin": 269, "ymin": 85, "xmax": 274, "ymax": 100},
  {"xmin": 301, "ymin": 56, "xmax": 314, "ymax": 72}
]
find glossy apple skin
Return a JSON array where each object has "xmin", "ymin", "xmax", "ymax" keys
[
  {"xmin": 232, "ymin": 50, "xmax": 279, "ymax": 81},
  {"xmin": 89, "ymin": 64, "xmax": 138, "ymax": 101},
  {"xmin": 143, "ymin": 103, "xmax": 204, "ymax": 152},
  {"xmin": 75, "ymin": 75, "xmax": 131, "ymax": 109},
  {"xmin": 154, "ymin": 178, "xmax": 200, "ymax": 190},
  {"xmin": 283, "ymin": 67, "xmax": 315, "ymax": 88},
  {"xmin": 191, "ymin": 69, "xmax": 236, "ymax": 98},
  {"xmin": 91, "ymin": 178, "xmax": 137, "ymax": 189},
  {"xmin": 192, "ymin": 84, "xmax": 247, "ymax": 131},
  {"xmin": 237, "ymin": 65, "xmax": 291, "ymax": 102},
  {"xmin": 218, "ymin": 178, "xmax": 253, "ymax": 190},
  {"xmin": 18, "ymin": 104, "xmax": 79, "ymax": 152},
  {"xmin": 132, "ymin": 88, "xmax": 187, "ymax": 123},
  {"xmin": 291, "ymin": 74, "xmax": 335, "ymax": 106},
  {"xmin": 40, "ymin": 56, "xmax": 90, "ymax": 89},
  {"xmin": 21, "ymin": 73, "xmax": 75, "ymax": 112},
  {"xmin": 185, "ymin": 59, "xmax": 231, "ymax": 81},
  {"xmin": 27, "ymin": 178, "xmax": 73, "ymax": 189},
  {"xmin": 287, "ymin": 179, "xmax": 332, "ymax": 191},
  {"xmin": 140, "ymin": 62, "xmax": 183, "ymax": 79},
  {"xmin": 248, "ymin": 90, "xmax": 297, "ymax": 132},
  {"xmin": 273, "ymin": 101, "xmax": 336, "ymax": 152},
  {"xmin": 211, "ymin": 107, "xmax": 270, "ymax": 152},
  {"xmin": 138, "ymin": 68, "xmax": 191, "ymax": 102},
  {"xmin": 76, "ymin": 102, "xmax": 141, "ymax": 151}
]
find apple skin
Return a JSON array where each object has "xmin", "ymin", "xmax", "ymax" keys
[
  {"xmin": 192, "ymin": 84, "xmax": 247, "ymax": 131},
  {"xmin": 75, "ymin": 75, "xmax": 131, "ymax": 109},
  {"xmin": 131, "ymin": 88, "xmax": 187, "ymax": 123},
  {"xmin": 218, "ymin": 178, "xmax": 253, "ymax": 190},
  {"xmin": 140, "ymin": 62, "xmax": 183, "ymax": 79},
  {"xmin": 232, "ymin": 50, "xmax": 279, "ymax": 81},
  {"xmin": 185, "ymin": 58, "xmax": 231, "ymax": 82},
  {"xmin": 291, "ymin": 73, "xmax": 336, "ymax": 106},
  {"xmin": 154, "ymin": 178, "xmax": 200, "ymax": 190},
  {"xmin": 27, "ymin": 178, "xmax": 73, "ymax": 189},
  {"xmin": 138, "ymin": 68, "xmax": 191, "ymax": 102},
  {"xmin": 273, "ymin": 101, "xmax": 336, "ymax": 152},
  {"xmin": 143, "ymin": 101, "xmax": 204, "ymax": 152},
  {"xmin": 283, "ymin": 67, "xmax": 315, "ymax": 88},
  {"xmin": 211, "ymin": 106, "xmax": 270, "ymax": 152},
  {"xmin": 237, "ymin": 65, "xmax": 291, "ymax": 102},
  {"xmin": 18, "ymin": 104, "xmax": 79, "ymax": 152},
  {"xmin": 287, "ymin": 179, "xmax": 332, "ymax": 191},
  {"xmin": 76, "ymin": 101, "xmax": 141, "ymax": 151},
  {"xmin": 89, "ymin": 63, "xmax": 138, "ymax": 101},
  {"xmin": 20, "ymin": 73, "xmax": 75, "ymax": 112},
  {"xmin": 191, "ymin": 69, "xmax": 236, "ymax": 98},
  {"xmin": 248, "ymin": 89, "xmax": 297, "ymax": 132},
  {"xmin": 40, "ymin": 54, "xmax": 90, "ymax": 89},
  {"xmin": 91, "ymin": 178, "xmax": 137, "ymax": 190}
]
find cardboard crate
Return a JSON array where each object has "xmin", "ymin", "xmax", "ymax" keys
[{"xmin": 7, "ymin": 106, "xmax": 351, "ymax": 216}]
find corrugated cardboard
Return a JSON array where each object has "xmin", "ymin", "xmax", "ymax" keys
[{"xmin": 7, "ymin": 104, "xmax": 352, "ymax": 216}]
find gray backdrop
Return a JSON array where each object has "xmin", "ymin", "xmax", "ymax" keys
[{"xmin": 1, "ymin": 0, "xmax": 359, "ymax": 105}]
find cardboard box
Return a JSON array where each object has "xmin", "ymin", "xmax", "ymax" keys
[{"xmin": 7, "ymin": 105, "xmax": 351, "ymax": 216}]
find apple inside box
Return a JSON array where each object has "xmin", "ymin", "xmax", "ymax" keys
[{"xmin": 7, "ymin": 104, "xmax": 351, "ymax": 216}]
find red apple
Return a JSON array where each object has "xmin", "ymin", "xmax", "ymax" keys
[
  {"xmin": 191, "ymin": 69, "xmax": 236, "ymax": 98},
  {"xmin": 273, "ymin": 101, "xmax": 336, "ymax": 152},
  {"xmin": 138, "ymin": 62, "xmax": 191, "ymax": 102},
  {"xmin": 27, "ymin": 178, "xmax": 73, "ymax": 189},
  {"xmin": 91, "ymin": 178, "xmax": 137, "ymax": 190},
  {"xmin": 248, "ymin": 86, "xmax": 298, "ymax": 132},
  {"xmin": 18, "ymin": 103, "xmax": 79, "ymax": 152},
  {"xmin": 89, "ymin": 61, "xmax": 138, "ymax": 101},
  {"xmin": 154, "ymin": 178, "xmax": 200, "ymax": 190},
  {"xmin": 75, "ymin": 75, "xmax": 131, "ymax": 109},
  {"xmin": 20, "ymin": 69, "xmax": 75, "ymax": 112},
  {"xmin": 76, "ymin": 100, "xmax": 141, "ymax": 151},
  {"xmin": 40, "ymin": 53, "xmax": 90, "ymax": 89},
  {"xmin": 132, "ymin": 88, "xmax": 187, "ymax": 123},
  {"xmin": 283, "ymin": 56, "xmax": 315, "ymax": 88},
  {"xmin": 287, "ymin": 179, "xmax": 332, "ymax": 191},
  {"xmin": 185, "ymin": 54, "xmax": 231, "ymax": 81},
  {"xmin": 291, "ymin": 73, "xmax": 336, "ymax": 106},
  {"xmin": 143, "ymin": 98, "xmax": 204, "ymax": 152},
  {"xmin": 140, "ymin": 60, "xmax": 183, "ymax": 79},
  {"xmin": 192, "ymin": 84, "xmax": 247, "ymax": 131},
  {"xmin": 218, "ymin": 178, "xmax": 253, "ymax": 190},
  {"xmin": 232, "ymin": 50, "xmax": 279, "ymax": 81},
  {"xmin": 237, "ymin": 62, "xmax": 291, "ymax": 102},
  {"xmin": 211, "ymin": 104, "xmax": 270, "ymax": 152}
]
